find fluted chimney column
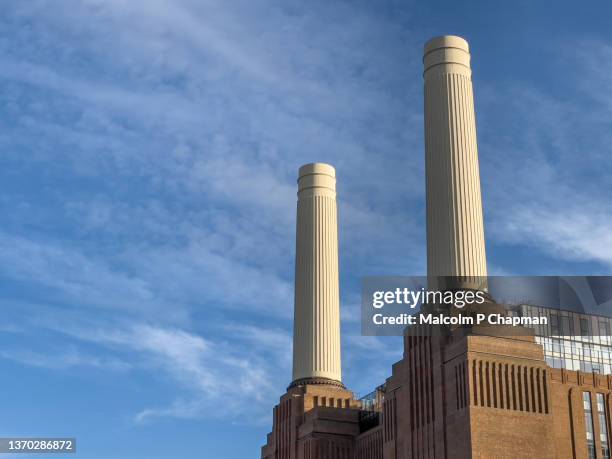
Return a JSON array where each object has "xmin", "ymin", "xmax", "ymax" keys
[
  {"xmin": 290, "ymin": 163, "xmax": 343, "ymax": 388},
  {"xmin": 423, "ymin": 35, "xmax": 488, "ymax": 291}
]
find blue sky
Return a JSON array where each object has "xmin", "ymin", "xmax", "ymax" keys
[{"xmin": 1, "ymin": 1, "xmax": 612, "ymax": 458}]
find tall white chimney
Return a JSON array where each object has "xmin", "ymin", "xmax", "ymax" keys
[
  {"xmin": 290, "ymin": 163, "xmax": 343, "ymax": 388},
  {"xmin": 423, "ymin": 36, "xmax": 488, "ymax": 291}
]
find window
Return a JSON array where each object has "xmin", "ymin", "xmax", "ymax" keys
[
  {"xmin": 598, "ymin": 394, "xmax": 610, "ymax": 459},
  {"xmin": 582, "ymin": 319, "xmax": 591, "ymax": 338},
  {"xmin": 584, "ymin": 392, "xmax": 597, "ymax": 459},
  {"xmin": 550, "ymin": 314, "xmax": 559, "ymax": 336},
  {"xmin": 561, "ymin": 316, "xmax": 574, "ymax": 336},
  {"xmin": 593, "ymin": 364, "xmax": 602, "ymax": 374}
]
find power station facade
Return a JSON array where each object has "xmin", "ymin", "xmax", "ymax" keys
[{"xmin": 261, "ymin": 36, "xmax": 612, "ymax": 459}]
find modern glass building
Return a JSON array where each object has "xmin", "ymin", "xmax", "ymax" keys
[{"xmin": 517, "ymin": 304, "xmax": 612, "ymax": 375}]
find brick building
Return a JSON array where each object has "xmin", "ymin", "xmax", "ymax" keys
[{"xmin": 261, "ymin": 36, "xmax": 611, "ymax": 459}]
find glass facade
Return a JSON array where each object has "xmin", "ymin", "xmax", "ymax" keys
[
  {"xmin": 518, "ymin": 305, "xmax": 612, "ymax": 375},
  {"xmin": 359, "ymin": 384, "xmax": 385, "ymax": 412}
]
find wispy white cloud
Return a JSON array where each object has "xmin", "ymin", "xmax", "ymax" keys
[
  {"xmin": 477, "ymin": 39, "xmax": 612, "ymax": 270},
  {"xmin": 0, "ymin": 231, "xmax": 158, "ymax": 314},
  {"xmin": 51, "ymin": 322, "xmax": 290, "ymax": 424},
  {"xmin": 0, "ymin": 348, "xmax": 130, "ymax": 371},
  {"xmin": 1, "ymin": 303, "xmax": 293, "ymax": 424},
  {"xmin": 495, "ymin": 204, "xmax": 612, "ymax": 268}
]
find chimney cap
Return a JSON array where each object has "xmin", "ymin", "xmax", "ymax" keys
[
  {"xmin": 298, "ymin": 162, "xmax": 336, "ymax": 179},
  {"xmin": 424, "ymin": 35, "xmax": 469, "ymax": 57},
  {"xmin": 423, "ymin": 35, "xmax": 471, "ymax": 76}
]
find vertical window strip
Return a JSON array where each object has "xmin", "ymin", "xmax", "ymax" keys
[
  {"xmin": 584, "ymin": 392, "xmax": 597, "ymax": 459},
  {"xmin": 597, "ymin": 393, "xmax": 610, "ymax": 459},
  {"xmin": 455, "ymin": 365, "xmax": 460, "ymax": 410}
]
